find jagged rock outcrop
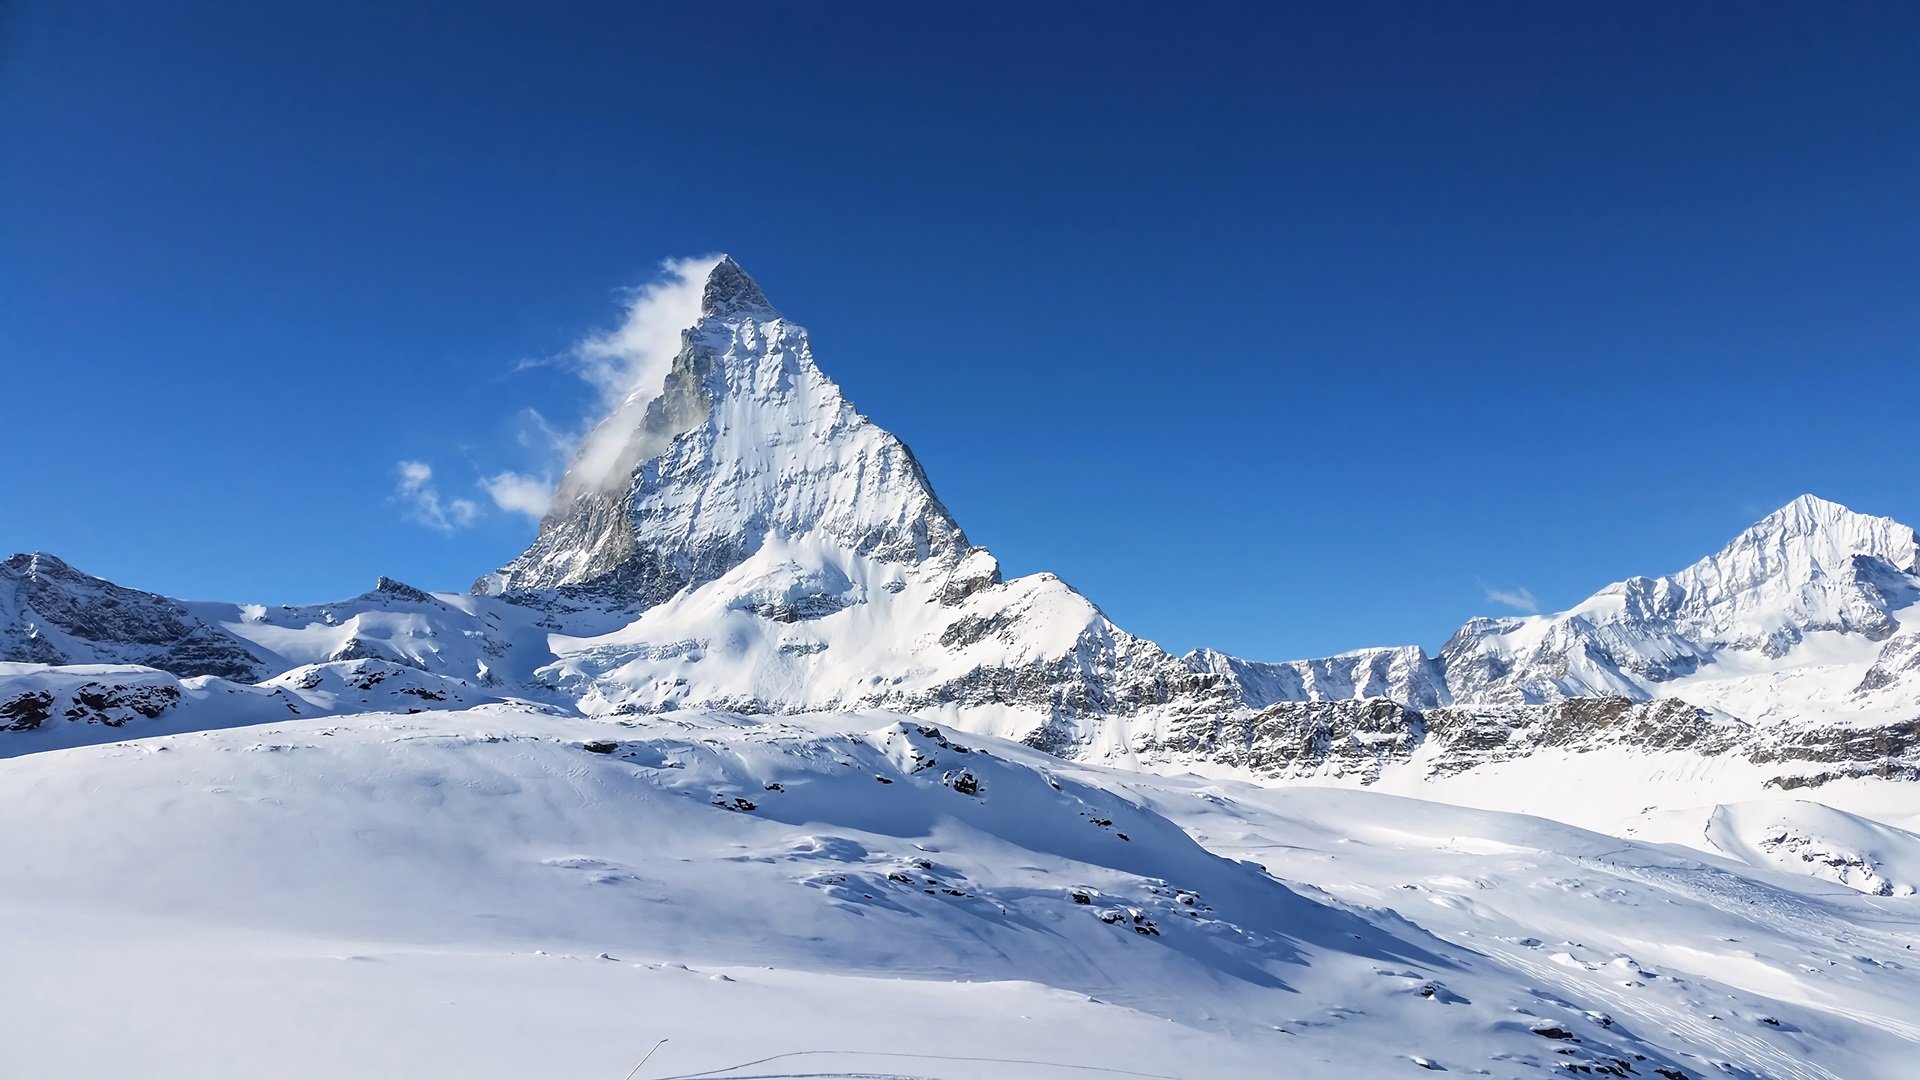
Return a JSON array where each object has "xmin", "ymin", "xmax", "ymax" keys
[
  {"xmin": 0, "ymin": 553, "xmax": 268, "ymax": 680},
  {"xmin": 1132, "ymin": 695, "xmax": 1741, "ymax": 782}
]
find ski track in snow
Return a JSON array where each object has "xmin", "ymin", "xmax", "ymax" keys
[{"xmin": 657, "ymin": 1049, "xmax": 1182, "ymax": 1079}]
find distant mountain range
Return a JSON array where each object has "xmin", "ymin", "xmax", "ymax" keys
[{"xmin": 7, "ymin": 258, "xmax": 1917, "ymax": 796}]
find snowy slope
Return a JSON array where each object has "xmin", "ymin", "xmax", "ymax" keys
[
  {"xmin": 8, "ymin": 703, "xmax": 1910, "ymax": 1078},
  {"xmin": 0, "ymin": 662, "xmax": 304, "ymax": 756},
  {"xmin": 1702, "ymin": 801, "xmax": 1920, "ymax": 897},
  {"xmin": 0, "ymin": 658, "xmax": 536, "ymax": 757}
]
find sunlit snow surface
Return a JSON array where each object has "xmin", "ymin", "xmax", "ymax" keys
[{"xmin": 5, "ymin": 704, "xmax": 1918, "ymax": 1078}]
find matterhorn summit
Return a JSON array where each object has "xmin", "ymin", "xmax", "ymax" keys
[
  {"xmin": 464, "ymin": 257, "xmax": 1193, "ymax": 741},
  {"xmin": 476, "ymin": 256, "xmax": 973, "ymax": 606}
]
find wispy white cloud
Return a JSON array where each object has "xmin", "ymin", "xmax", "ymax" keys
[
  {"xmin": 482, "ymin": 471, "xmax": 553, "ymax": 521},
  {"xmin": 394, "ymin": 460, "xmax": 480, "ymax": 532},
  {"xmin": 474, "ymin": 408, "xmax": 571, "ymax": 520},
  {"xmin": 1480, "ymin": 582, "xmax": 1539, "ymax": 613}
]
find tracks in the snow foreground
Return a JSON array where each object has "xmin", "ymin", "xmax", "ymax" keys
[{"xmin": 649, "ymin": 1049, "xmax": 1183, "ymax": 1079}]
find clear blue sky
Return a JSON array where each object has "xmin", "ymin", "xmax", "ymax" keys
[{"xmin": 3, "ymin": 2, "xmax": 1916, "ymax": 661}]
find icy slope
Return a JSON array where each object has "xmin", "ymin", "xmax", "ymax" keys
[{"xmin": 3, "ymin": 702, "xmax": 1875, "ymax": 1078}]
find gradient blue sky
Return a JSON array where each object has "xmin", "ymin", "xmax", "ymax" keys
[{"xmin": 3, "ymin": 2, "xmax": 1916, "ymax": 660}]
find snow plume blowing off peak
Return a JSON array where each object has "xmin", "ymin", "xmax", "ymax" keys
[
  {"xmin": 479, "ymin": 254, "xmax": 725, "ymax": 520},
  {"xmin": 560, "ymin": 254, "xmax": 727, "ymax": 500}
]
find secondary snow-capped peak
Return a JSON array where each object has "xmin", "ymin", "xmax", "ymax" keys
[
  {"xmin": 1695, "ymin": 493, "xmax": 1919, "ymax": 582},
  {"xmin": 1441, "ymin": 495, "xmax": 1920, "ymax": 706},
  {"xmin": 0, "ymin": 552, "xmax": 268, "ymax": 680},
  {"xmin": 478, "ymin": 257, "xmax": 973, "ymax": 602},
  {"xmin": 1639, "ymin": 494, "xmax": 1919, "ymax": 647}
]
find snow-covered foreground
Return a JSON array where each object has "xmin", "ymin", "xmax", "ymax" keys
[{"xmin": 4, "ymin": 706, "xmax": 1917, "ymax": 1078}]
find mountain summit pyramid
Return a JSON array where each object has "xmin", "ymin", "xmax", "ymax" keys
[{"xmin": 478, "ymin": 256, "xmax": 973, "ymax": 604}]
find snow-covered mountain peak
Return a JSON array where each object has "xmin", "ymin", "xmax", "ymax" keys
[
  {"xmin": 1659, "ymin": 495, "xmax": 1919, "ymax": 644},
  {"xmin": 1442, "ymin": 495, "xmax": 1920, "ymax": 708},
  {"xmin": 1710, "ymin": 494, "xmax": 1919, "ymax": 577},
  {"xmin": 479, "ymin": 259, "xmax": 972, "ymax": 603}
]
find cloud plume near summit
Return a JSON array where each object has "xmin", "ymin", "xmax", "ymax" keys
[{"xmin": 482, "ymin": 254, "xmax": 723, "ymax": 521}]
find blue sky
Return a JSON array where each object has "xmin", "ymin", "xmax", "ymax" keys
[{"xmin": 3, "ymin": 2, "xmax": 1915, "ymax": 661}]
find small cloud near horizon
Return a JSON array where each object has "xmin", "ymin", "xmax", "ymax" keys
[
  {"xmin": 394, "ymin": 461, "xmax": 479, "ymax": 532},
  {"xmin": 1479, "ymin": 581, "xmax": 1539, "ymax": 613}
]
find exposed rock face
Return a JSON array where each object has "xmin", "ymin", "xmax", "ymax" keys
[
  {"xmin": 0, "ymin": 678, "xmax": 182, "ymax": 731},
  {"xmin": 0, "ymin": 689, "xmax": 55, "ymax": 731},
  {"xmin": 0, "ymin": 553, "xmax": 267, "ymax": 680},
  {"xmin": 1131, "ymin": 695, "xmax": 1741, "ymax": 782},
  {"xmin": 1127, "ymin": 692, "xmax": 1920, "ymax": 790}
]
